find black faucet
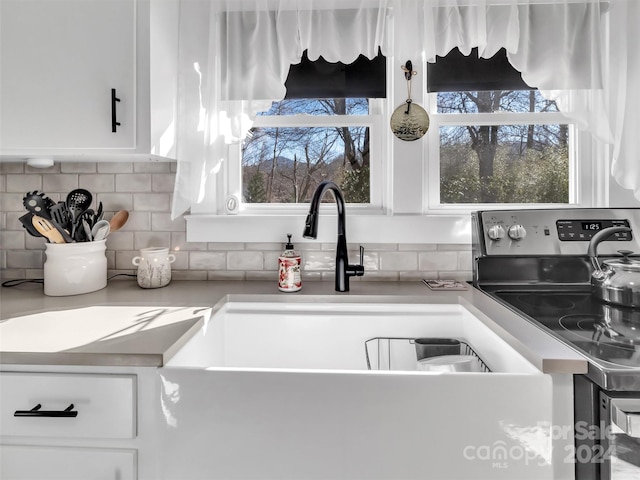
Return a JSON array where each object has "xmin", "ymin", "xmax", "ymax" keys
[{"xmin": 302, "ymin": 181, "xmax": 365, "ymax": 292}]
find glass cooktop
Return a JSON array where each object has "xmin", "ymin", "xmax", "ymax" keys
[{"xmin": 493, "ymin": 290, "xmax": 640, "ymax": 368}]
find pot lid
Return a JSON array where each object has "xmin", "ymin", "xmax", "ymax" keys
[{"xmin": 603, "ymin": 251, "xmax": 640, "ymax": 272}]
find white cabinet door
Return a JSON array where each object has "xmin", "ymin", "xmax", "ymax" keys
[
  {"xmin": 0, "ymin": 445, "xmax": 136, "ymax": 480},
  {"xmin": 0, "ymin": 0, "xmax": 136, "ymax": 151}
]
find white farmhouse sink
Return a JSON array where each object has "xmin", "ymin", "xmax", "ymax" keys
[
  {"xmin": 159, "ymin": 299, "xmax": 575, "ymax": 480},
  {"xmin": 167, "ymin": 301, "xmax": 536, "ymax": 373}
]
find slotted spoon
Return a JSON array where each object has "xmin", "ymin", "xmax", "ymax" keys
[{"xmin": 66, "ymin": 189, "xmax": 92, "ymax": 238}]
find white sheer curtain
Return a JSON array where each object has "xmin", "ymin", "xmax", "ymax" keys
[
  {"xmin": 171, "ymin": 0, "xmax": 389, "ymax": 219},
  {"xmin": 172, "ymin": 0, "xmax": 639, "ymax": 218}
]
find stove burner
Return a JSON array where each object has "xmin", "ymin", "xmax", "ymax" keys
[
  {"xmin": 559, "ymin": 314, "xmax": 604, "ymax": 342},
  {"xmin": 560, "ymin": 313, "xmax": 640, "ymax": 353},
  {"xmin": 515, "ymin": 294, "xmax": 576, "ymax": 311}
]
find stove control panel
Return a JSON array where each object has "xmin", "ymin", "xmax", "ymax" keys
[{"xmin": 475, "ymin": 208, "xmax": 640, "ymax": 256}]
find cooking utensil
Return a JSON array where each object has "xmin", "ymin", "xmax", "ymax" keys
[
  {"xmin": 19, "ymin": 212, "xmax": 45, "ymax": 238},
  {"xmin": 95, "ymin": 201, "xmax": 103, "ymax": 222},
  {"xmin": 49, "ymin": 202, "xmax": 71, "ymax": 231},
  {"xmin": 23, "ymin": 190, "xmax": 54, "ymax": 218},
  {"xmin": 109, "ymin": 209, "xmax": 129, "ymax": 232},
  {"xmin": 588, "ymin": 226, "xmax": 640, "ymax": 307},
  {"xmin": 91, "ymin": 219, "xmax": 110, "ymax": 241},
  {"xmin": 31, "ymin": 215, "xmax": 66, "ymax": 244},
  {"xmin": 82, "ymin": 219, "xmax": 93, "ymax": 241},
  {"xmin": 66, "ymin": 189, "xmax": 92, "ymax": 238}
]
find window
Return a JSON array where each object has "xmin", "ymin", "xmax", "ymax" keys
[
  {"xmin": 243, "ymin": 99, "xmax": 373, "ymax": 204},
  {"xmin": 233, "ymin": 50, "xmax": 386, "ymax": 212},
  {"xmin": 426, "ymin": 48, "xmax": 577, "ymax": 210}
]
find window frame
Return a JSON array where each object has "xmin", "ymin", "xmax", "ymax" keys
[
  {"xmin": 186, "ymin": 58, "xmax": 604, "ymax": 246},
  {"xmin": 425, "ymin": 107, "xmax": 584, "ymax": 213},
  {"xmin": 229, "ymin": 103, "xmax": 387, "ymax": 216}
]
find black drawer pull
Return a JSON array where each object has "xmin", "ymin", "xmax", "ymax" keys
[
  {"xmin": 111, "ymin": 88, "xmax": 121, "ymax": 132},
  {"xmin": 14, "ymin": 403, "xmax": 78, "ymax": 418}
]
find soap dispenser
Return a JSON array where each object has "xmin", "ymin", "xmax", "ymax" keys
[{"xmin": 278, "ymin": 234, "xmax": 302, "ymax": 292}]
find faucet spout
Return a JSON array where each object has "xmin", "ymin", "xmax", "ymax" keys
[{"xmin": 303, "ymin": 181, "xmax": 364, "ymax": 292}]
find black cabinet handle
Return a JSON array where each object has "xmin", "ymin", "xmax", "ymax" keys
[
  {"xmin": 111, "ymin": 88, "xmax": 121, "ymax": 132},
  {"xmin": 14, "ymin": 403, "xmax": 78, "ymax": 418}
]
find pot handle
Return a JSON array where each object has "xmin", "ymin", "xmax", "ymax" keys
[{"xmin": 587, "ymin": 226, "xmax": 632, "ymax": 272}]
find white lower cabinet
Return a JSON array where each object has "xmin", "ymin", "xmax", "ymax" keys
[
  {"xmin": 0, "ymin": 445, "xmax": 136, "ymax": 480},
  {"xmin": 0, "ymin": 371, "xmax": 144, "ymax": 480}
]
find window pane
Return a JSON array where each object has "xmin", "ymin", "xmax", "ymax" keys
[
  {"xmin": 440, "ymin": 124, "xmax": 569, "ymax": 204},
  {"xmin": 256, "ymin": 98, "xmax": 369, "ymax": 117},
  {"xmin": 242, "ymin": 126, "xmax": 370, "ymax": 204},
  {"xmin": 437, "ymin": 90, "xmax": 559, "ymax": 114}
]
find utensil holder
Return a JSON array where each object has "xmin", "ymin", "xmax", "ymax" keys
[
  {"xmin": 414, "ymin": 337, "xmax": 461, "ymax": 360},
  {"xmin": 43, "ymin": 240, "xmax": 107, "ymax": 296}
]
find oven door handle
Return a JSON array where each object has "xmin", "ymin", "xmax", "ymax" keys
[{"xmin": 611, "ymin": 399, "xmax": 640, "ymax": 438}]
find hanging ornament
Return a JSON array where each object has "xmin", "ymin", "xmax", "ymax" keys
[{"xmin": 390, "ymin": 60, "xmax": 430, "ymax": 141}]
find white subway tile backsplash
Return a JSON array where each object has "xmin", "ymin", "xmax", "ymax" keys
[
  {"xmin": 151, "ymin": 212, "xmax": 185, "ymax": 232},
  {"xmin": 171, "ymin": 233, "xmax": 208, "ymax": 251},
  {"xmin": 124, "ymin": 212, "xmax": 151, "ymax": 231},
  {"xmin": 380, "ymin": 252, "xmax": 418, "ymax": 271},
  {"xmin": 116, "ymin": 174, "xmax": 151, "ymax": 192},
  {"xmin": 227, "ymin": 251, "xmax": 263, "ymax": 270},
  {"xmin": 133, "ymin": 193, "xmax": 170, "ymax": 212},
  {"xmin": 208, "ymin": 242, "xmax": 246, "ymax": 251},
  {"xmin": 7, "ymin": 250, "xmax": 43, "ymax": 269},
  {"xmin": 134, "ymin": 231, "xmax": 172, "ymax": 250},
  {"xmin": 419, "ymin": 251, "xmax": 459, "ymax": 271},
  {"xmin": 43, "ymin": 174, "xmax": 78, "ymax": 193},
  {"xmin": 1, "ymin": 230, "xmax": 25, "ymax": 250},
  {"xmin": 303, "ymin": 251, "xmax": 336, "ymax": 271},
  {"xmin": 151, "ymin": 173, "xmax": 176, "ymax": 192},
  {"xmin": 190, "ymin": 251, "xmax": 226, "ymax": 270},
  {"xmin": 79, "ymin": 174, "xmax": 115, "ymax": 192},
  {"xmin": 98, "ymin": 193, "xmax": 134, "ymax": 211},
  {"xmin": 0, "ymin": 162, "xmax": 24, "ymax": 174},
  {"xmin": 7, "ymin": 174, "xmax": 42, "ymax": 193},
  {"xmin": 107, "ymin": 231, "xmax": 135, "ymax": 251},
  {"xmin": 458, "ymin": 251, "xmax": 473, "ymax": 271},
  {"xmin": 1, "ymin": 162, "xmax": 472, "ymax": 283}
]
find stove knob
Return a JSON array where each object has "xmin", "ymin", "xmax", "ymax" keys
[
  {"xmin": 487, "ymin": 225, "xmax": 506, "ymax": 240},
  {"xmin": 508, "ymin": 224, "xmax": 527, "ymax": 240}
]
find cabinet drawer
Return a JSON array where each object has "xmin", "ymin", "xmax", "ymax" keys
[
  {"xmin": 0, "ymin": 372, "xmax": 136, "ymax": 439},
  {"xmin": 0, "ymin": 445, "xmax": 136, "ymax": 480}
]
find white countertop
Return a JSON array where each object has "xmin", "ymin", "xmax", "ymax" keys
[{"xmin": 0, "ymin": 279, "xmax": 588, "ymax": 373}]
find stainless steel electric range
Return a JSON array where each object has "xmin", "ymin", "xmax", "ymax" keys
[{"xmin": 472, "ymin": 208, "xmax": 640, "ymax": 480}]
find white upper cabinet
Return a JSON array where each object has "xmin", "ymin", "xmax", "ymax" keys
[{"xmin": 0, "ymin": 0, "xmax": 177, "ymax": 160}]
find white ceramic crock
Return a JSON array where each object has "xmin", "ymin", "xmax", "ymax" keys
[
  {"xmin": 43, "ymin": 240, "xmax": 107, "ymax": 296},
  {"xmin": 132, "ymin": 247, "xmax": 176, "ymax": 289}
]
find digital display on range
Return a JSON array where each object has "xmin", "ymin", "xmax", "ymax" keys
[
  {"xmin": 581, "ymin": 222, "xmax": 602, "ymax": 231},
  {"xmin": 556, "ymin": 219, "xmax": 631, "ymax": 241}
]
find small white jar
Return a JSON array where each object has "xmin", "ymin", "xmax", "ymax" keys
[{"xmin": 44, "ymin": 240, "xmax": 107, "ymax": 296}]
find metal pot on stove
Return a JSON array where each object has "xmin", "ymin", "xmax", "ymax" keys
[{"xmin": 588, "ymin": 226, "xmax": 640, "ymax": 307}]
